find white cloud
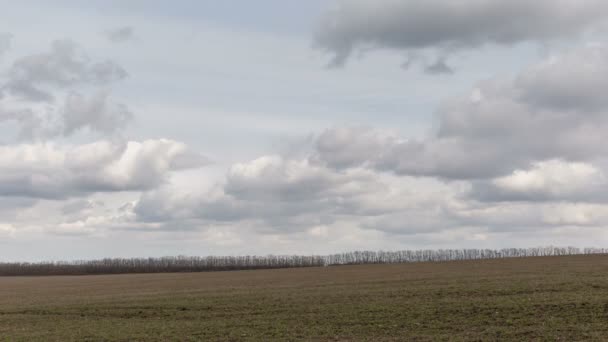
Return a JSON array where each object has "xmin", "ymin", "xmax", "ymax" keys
[
  {"xmin": 0, "ymin": 139, "xmax": 207, "ymax": 199},
  {"xmin": 488, "ymin": 160, "xmax": 606, "ymax": 200},
  {"xmin": 541, "ymin": 203, "xmax": 608, "ymax": 226}
]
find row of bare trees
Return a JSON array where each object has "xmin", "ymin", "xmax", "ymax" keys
[
  {"xmin": 0, "ymin": 255, "xmax": 326, "ymax": 276},
  {"xmin": 0, "ymin": 246, "xmax": 605, "ymax": 276},
  {"xmin": 323, "ymin": 246, "xmax": 606, "ymax": 265}
]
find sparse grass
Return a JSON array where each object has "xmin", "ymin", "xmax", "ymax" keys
[{"xmin": 1, "ymin": 255, "xmax": 607, "ymax": 341}]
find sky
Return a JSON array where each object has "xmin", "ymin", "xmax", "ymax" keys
[{"xmin": 2, "ymin": 0, "xmax": 608, "ymax": 261}]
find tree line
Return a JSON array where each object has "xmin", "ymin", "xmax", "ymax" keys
[{"xmin": 1, "ymin": 246, "xmax": 606, "ymax": 276}]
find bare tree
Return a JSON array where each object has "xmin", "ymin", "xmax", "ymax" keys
[{"xmin": 0, "ymin": 246, "xmax": 605, "ymax": 276}]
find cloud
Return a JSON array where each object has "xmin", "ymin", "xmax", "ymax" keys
[
  {"xmin": 105, "ymin": 26, "xmax": 135, "ymax": 43},
  {"xmin": 225, "ymin": 155, "xmax": 361, "ymax": 201},
  {"xmin": 0, "ymin": 104, "xmax": 57, "ymax": 140},
  {"xmin": 0, "ymin": 33, "xmax": 11, "ymax": 56},
  {"xmin": 449, "ymin": 200, "xmax": 608, "ymax": 231},
  {"xmin": 123, "ymin": 43, "xmax": 608, "ymax": 243},
  {"xmin": 3, "ymin": 39, "xmax": 127, "ymax": 102},
  {"xmin": 314, "ymin": 46, "xmax": 608, "ymax": 179},
  {"xmin": 62, "ymin": 91, "xmax": 133, "ymax": 136},
  {"xmin": 515, "ymin": 46, "xmax": 608, "ymax": 111},
  {"xmin": 313, "ymin": 126, "xmax": 400, "ymax": 169},
  {"xmin": 471, "ymin": 160, "xmax": 608, "ymax": 202},
  {"xmin": 424, "ymin": 58, "xmax": 454, "ymax": 75},
  {"xmin": 135, "ymin": 155, "xmax": 389, "ymax": 229},
  {"xmin": 133, "ymin": 152, "xmax": 487, "ymax": 237},
  {"xmin": 133, "ymin": 39, "xmax": 608, "ymax": 234},
  {"xmin": 0, "ymin": 139, "xmax": 208, "ymax": 199},
  {"xmin": 132, "ymin": 151, "xmax": 608, "ymax": 239},
  {"xmin": 61, "ymin": 199, "xmax": 101, "ymax": 215},
  {"xmin": 4, "ymin": 13, "xmax": 608, "ymax": 253},
  {"xmin": 0, "ymin": 195, "xmax": 144, "ymax": 237},
  {"xmin": 0, "ymin": 91, "xmax": 133, "ymax": 139},
  {"xmin": 540, "ymin": 203, "xmax": 608, "ymax": 226},
  {"xmin": 315, "ymin": 0, "xmax": 608, "ymax": 70},
  {"xmin": 0, "ymin": 40, "xmax": 132, "ymax": 140},
  {"xmin": 314, "ymin": 125, "xmax": 515, "ymax": 179}
]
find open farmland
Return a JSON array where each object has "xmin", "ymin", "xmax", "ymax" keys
[{"xmin": 1, "ymin": 255, "xmax": 608, "ymax": 341}]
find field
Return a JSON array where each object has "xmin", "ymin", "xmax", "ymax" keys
[{"xmin": 1, "ymin": 255, "xmax": 608, "ymax": 341}]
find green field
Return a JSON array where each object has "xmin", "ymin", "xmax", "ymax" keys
[{"xmin": 1, "ymin": 255, "xmax": 608, "ymax": 341}]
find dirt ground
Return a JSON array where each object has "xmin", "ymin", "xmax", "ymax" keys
[{"xmin": 1, "ymin": 255, "xmax": 607, "ymax": 341}]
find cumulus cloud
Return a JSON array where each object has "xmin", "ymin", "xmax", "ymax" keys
[
  {"xmin": 0, "ymin": 91, "xmax": 133, "ymax": 139},
  {"xmin": 3, "ymin": 39, "xmax": 127, "ymax": 102},
  {"xmin": 225, "ymin": 155, "xmax": 363, "ymax": 201},
  {"xmin": 133, "ymin": 152, "xmax": 507, "ymax": 238},
  {"xmin": 471, "ymin": 160, "xmax": 608, "ymax": 202},
  {"xmin": 314, "ymin": 46, "xmax": 608, "ymax": 179},
  {"xmin": 5, "ymin": 15, "xmax": 608, "ymax": 251},
  {"xmin": 0, "ymin": 195, "xmax": 145, "ymax": 237},
  {"xmin": 0, "ymin": 139, "xmax": 207, "ymax": 199},
  {"xmin": 100, "ymin": 43, "xmax": 608, "ymax": 243},
  {"xmin": 105, "ymin": 26, "xmax": 135, "ymax": 43},
  {"xmin": 0, "ymin": 40, "xmax": 132, "ymax": 140},
  {"xmin": 133, "ymin": 40, "xmax": 608, "ymax": 235},
  {"xmin": 315, "ymin": 0, "xmax": 608, "ymax": 70},
  {"xmin": 314, "ymin": 126, "xmax": 400, "ymax": 169},
  {"xmin": 135, "ymin": 155, "xmax": 391, "ymax": 230},
  {"xmin": 314, "ymin": 125, "xmax": 516, "ymax": 179},
  {"xmin": 161, "ymin": 44, "xmax": 607, "ymax": 240},
  {"xmin": 132, "ymin": 151, "xmax": 608, "ymax": 240},
  {"xmin": 515, "ymin": 47, "xmax": 608, "ymax": 111}
]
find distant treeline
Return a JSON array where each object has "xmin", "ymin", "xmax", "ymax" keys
[{"xmin": 1, "ymin": 247, "xmax": 606, "ymax": 276}]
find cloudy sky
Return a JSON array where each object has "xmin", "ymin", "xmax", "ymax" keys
[{"xmin": 2, "ymin": 0, "xmax": 608, "ymax": 261}]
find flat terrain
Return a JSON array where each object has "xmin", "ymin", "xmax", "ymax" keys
[{"xmin": 1, "ymin": 255, "xmax": 608, "ymax": 341}]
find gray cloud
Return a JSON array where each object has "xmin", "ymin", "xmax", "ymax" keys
[
  {"xmin": 62, "ymin": 91, "xmax": 133, "ymax": 136},
  {"xmin": 3, "ymin": 39, "xmax": 127, "ymax": 102},
  {"xmin": 105, "ymin": 27, "xmax": 135, "ymax": 43},
  {"xmin": 314, "ymin": 46, "xmax": 608, "ymax": 180},
  {"xmin": 0, "ymin": 197, "xmax": 38, "ymax": 217},
  {"xmin": 0, "ymin": 91, "xmax": 133, "ymax": 140},
  {"xmin": 515, "ymin": 47, "xmax": 608, "ymax": 111},
  {"xmin": 424, "ymin": 58, "xmax": 454, "ymax": 75},
  {"xmin": 313, "ymin": 126, "xmax": 399, "ymax": 169},
  {"xmin": 61, "ymin": 199, "xmax": 98, "ymax": 215},
  {"xmin": 315, "ymin": 0, "xmax": 608, "ymax": 70},
  {"xmin": 0, "ymin": 105, "xmax": 56, "ymax": 140},
  {"xmin": 0, "ymin": 40, "xmax": 132, "ymax": 140},
  {"xmin": 314, "ymin": 126, "xmax": 514, "ymax": 179}
]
